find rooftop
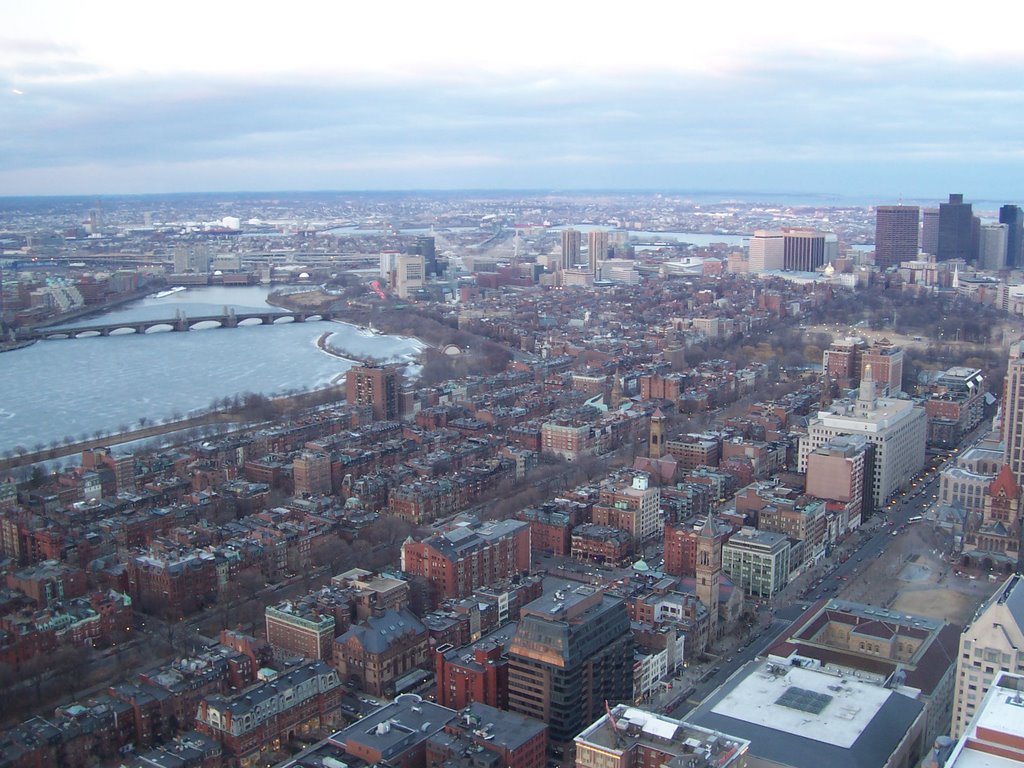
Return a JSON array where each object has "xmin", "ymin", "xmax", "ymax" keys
[
  {"xmin": 688, "ymin": 660, "xmax": 924, "ymax": 768},
  {"xmin": 575, "ymin": 704, "xmax": 748, "ymax": 768},
  {"xmin": 946, "ymin": 673, "xmax": 1024, "ymax": 767},
  {"xmin": 456, "ymin": 702, "xmax": 546, "ymax": 751},
  {"xmin": 333, "ymin": 695, "xmax": 455, "ymax": 760}
]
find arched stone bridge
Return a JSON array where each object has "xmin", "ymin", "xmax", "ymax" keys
[{"xmin": 34, "ymin": 308, "xmax": 337, "ymax": 339}]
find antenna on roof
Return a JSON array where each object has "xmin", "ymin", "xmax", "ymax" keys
[{"xmin": 605, "ymin": 699, "xmax": 623, "ymax": 746}]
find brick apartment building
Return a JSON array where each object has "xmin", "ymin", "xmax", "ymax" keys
[
  {"xmin": 195, "ymin": 661, "xmax": 342, "ymax": 766},
  {"xmin": 266, "ymin": 603, "xmax": 337, "ymax": 662},
  {"xmin": 6, "ymin": 560, "xmax": 87, "ymax": 607},
  {"xmin": 400, "ymin": 520, "xmax": 531, "ymax": 604},
  {"xmin": 664, "ymin": 435, "xmax": 721, "ymax": 472},
  {"xmin": 126, "ymin": 550, "xmax": 219, "ymax": 617},
  {"xmin": 293, "ymin": 451, "xmax": 332, "ymax": 497},
  {"xmin": 591, "ymin": 473, "xmax": 662, "ymax": 544},
  {"xmin": 346, "ymin": 364, "xmax": 399, "ymax": 421},
  {"xmin": 571, "ymin": 523, "xmax": 633, "ymax": 565},
  {"xmin": 435, "ymin": 634, "xmax": 510, "ymax": 710}
]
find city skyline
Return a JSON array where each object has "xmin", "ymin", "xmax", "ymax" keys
[{"xmin": 3, "ymin": 1, "xmax": 1024, "ymax": 196}]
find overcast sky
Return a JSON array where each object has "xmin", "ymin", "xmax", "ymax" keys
[{"xmin": 3, "ymin": 1, "xmax": 1024, "ymax": 199}]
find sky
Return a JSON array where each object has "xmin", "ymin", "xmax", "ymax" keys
[{"xmin": 2, "ymin": 1, "xmax": 1024, "ymax": 199}]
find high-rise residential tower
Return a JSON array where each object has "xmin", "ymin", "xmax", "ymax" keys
[
  {"xmin": 861, "ymin": 339, "xmax": 904, "ymax": 395},
  {"xmin": 587, "ymin": 230, "xmax": 608, "ymax": 275},
  {"xmin": 874, "ymin": 205, "xmax": 920, "ymax": 268},
  {"xmin": 346, "ymin": 363, "xmax": 399, "ymax": 421},
  {"xmin": 560, "ymin": 228, "xmax": 581, "ymax": 271},
  {"xmin": 938, "ymin": 194, "xmax": 976, "ymax": 261}
]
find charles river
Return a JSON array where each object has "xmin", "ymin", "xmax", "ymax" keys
[{"xmin": 0, "ymin": 286, "xmax": 423, "ymax": 456}]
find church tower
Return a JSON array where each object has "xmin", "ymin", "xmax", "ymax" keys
[
  {"xmin": 696, "ymin": 515, "xmax": 723, "ymax": 641},
  {"xmin": 649, "ymin": 407, "xmax": 666, "ymax": 459},
  {"xmin": 608, "ymin": 369, "xmax": 623, "ymax": 409}
]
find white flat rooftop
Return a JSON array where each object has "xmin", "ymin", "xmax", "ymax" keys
[
  {"xmin": 950, "ymin": 753, "xmax": 1023, "ymax": 768},
  {"xmin": 950, "ymin": 685, "xmax": 1024, "ymax": 767},
  {"xmin": 710, "ymin": 663, "xmax": 894, "ymax": 749}
]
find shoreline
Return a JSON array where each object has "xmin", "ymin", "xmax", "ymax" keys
[{"xmin": 0, "ymin": 340, "xmax": 37, "ymax": 354}]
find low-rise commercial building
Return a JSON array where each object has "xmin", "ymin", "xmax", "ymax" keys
[{"xmin": 721, "ymin": 527, "xmax": 791, "ymax": 598}]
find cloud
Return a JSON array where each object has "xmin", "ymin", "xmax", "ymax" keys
[{"xmin": 2, "ymin": 48, "xmax": 1024, "ymax": 197}]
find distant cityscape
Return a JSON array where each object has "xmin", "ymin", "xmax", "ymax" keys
[{"xmin": 4, "ymin": 189, "xmax": 1024, "ymax": 768}]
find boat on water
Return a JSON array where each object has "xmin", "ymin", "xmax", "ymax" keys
[{"xmin": 149, "ymin": 286, "xmax": 187, "ymax": 299}]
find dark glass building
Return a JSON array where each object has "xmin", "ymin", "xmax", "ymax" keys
[
  {"xmin": 1000, "ymin": 205, "xmax": 1024, "ymax": 269},
  {"xmin": 414, "ymin": 235, "xmax": 439, "ymax": 276},
  {"xmin": 938, "ymin": 193, "xmax": 975, "ymax": 262}
]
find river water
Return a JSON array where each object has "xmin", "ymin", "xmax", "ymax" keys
[{"xmin": 0, "ymin": 286, "xmax": 423, "ymax": 455}]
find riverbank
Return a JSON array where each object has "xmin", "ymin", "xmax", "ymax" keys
[
  {"xmin": 0, "ymin": 339, "xmax": 36, "ymax": 354},
  {"xmin": 0, "ymin": 384, "xmax": 349, "ymax": 472}
]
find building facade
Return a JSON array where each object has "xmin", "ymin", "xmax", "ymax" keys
[
  {"xmin": 401, "ymin": 520, "xmax": 531, "ymax": 603},
  {"xmin": 799, "ymin": 368, "xmax": 927, "ymax": 507},
  {"xmin": 333, "ymin": 608, "xmax": 429, "ymax": 696},
  {"xmin": 1000, "ymin": 205, "xmax": 1024, "ymax": 269},
  {"xmin": 1004, "ymin": 340, "xmax": 1024, "ymax": 488},
  {"xmin": 721, "ymin": 527, "xmax": 790, "ymax": 598},
  {"xmin": 507, "ymin": 585, "xmax": 633, "ymax": 757},
  {"xmin": 938, "ymin": 193, "xmax": 976, "ymax": 262},
  {"xmin": 265, "ymin": 603, "xmax": 336, "ymax": 662},
  {"xmin": 875, "ymin": 205, "xmax": 920, "ymax": 269},
  {"xmin": 346, "ymin": 364, "xmax": 399, "ymax": 421},
  {"xmin": 952, "ymin": 574, "xmax": 1024, "ymax": 738},
  {"xmin": 805, "ymin": 433, "xmax": 874, "ymax": 526},
  {"xmin": 195, "ymin": 661, "xmax": 341, "ymax": 767}
]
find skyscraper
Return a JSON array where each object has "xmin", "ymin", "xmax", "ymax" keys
[
  {"xmin": 587, "ymin": 230, "xmax": 608, "ymax": 275},
  {"xmin": 921, "ymin": 208, "xmax": 940, "ymax": 255},
  {"xmin": 414, "ymin": 235, "xmax": 438, "ymax": 276},
  {"xmin": 507, "ymin": 585, "xmax": 632, "ymax": 757},
  {"xmin": 748, "ymin": 230, "xmax": 785, "ymax": 272},
  {"xmin": 1000, "ymin": 204, "xmax": 1024, "ymax": 269},
  {"xmin": 874, "ymin": 205, "xmax": 919, "ymax": 268},
  {"xmin": 938, "ymin": 194, "xmax": 976, "ymax": 261},
  {"xmin": 980, "ymin": 223, "xmax": 1009, "ymax": 271},
  {"xmin": 1003, "ymin": 340, "xmax": 1024, "ymax": 486},
  {"xmin": 749, "ymin": 229, "xmax": 825, "ymax": 272},
  {"xmin": 560, "ymin": 228, "xmax": 581, "ymax": 271},
  {"xmin": 951, "ymin": 574, "xmax": 1024, "ymax": 738},
  {"xmin": 782, "ymin": 229, "xmax": 825, "ymax": 272}
]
